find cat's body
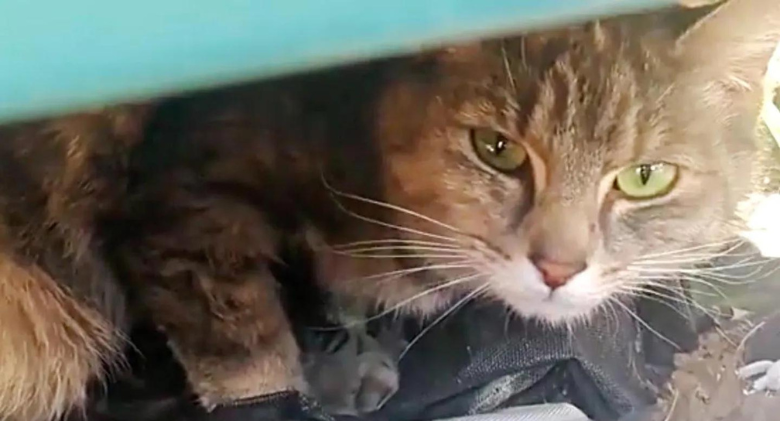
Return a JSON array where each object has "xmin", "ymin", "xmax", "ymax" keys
[{"xmin": 0, "ymin": 0, "xmax": 777, "ymax": 419}]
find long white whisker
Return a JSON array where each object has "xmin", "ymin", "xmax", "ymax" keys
[
  {"xmin": 605, "ymin": 300, "xmax": 622, "ymax": 343},
  {"xmin": 634, "ymin": 252, "xmax": 755, "ymax": 266},
  {"xmin": 638, "ymin": 238, "xmax": 748, "ymax": 264},
  {"xmin": 329, "ymin": 196, "xmax": 461, "ymax": 243},
  {"xmin": 618, "ymin": 288, "xmax": 698, "ymax": 324},
  {"xmin": 632, "ymin": 268, "xmax": 758, "ymax": 285},
  {"xmin": 617, "ymin": 284, "xmax": 724, "ymax": 321},
  {"xmin": 398, "ymin": 284, "xmax": 490, "ymax": 362},
  {"xmin": 629, "ymin": 275, "xmax": 730, "ymax": 297},
  {"xmin": 310, "ymin": 273, "xmax": 485, "ymax": 331},
  {"xmin": 611, "ymin": 297, "xmax": 682, "ymax": 351},
  {"xmin": 341, "ymin": 261, "xmax": 478, "ymax": 285},
  {"xmin": 628, "ymin": 258, "xmax": 774, "ymax": 284},
  {"xmin": 637, "ymin": 238, "xmax": 745, "ymax": 260},
  {"xmin": 334, "ymin": 245, "xmax": 465, "ymax": 253},
  {"xmin": 334, "ymin": 253, "xmax": 471, "ymax": 260},
  {"xmin": 329, "ymin": 245, "xmax": 471, "ymax": 259},
  {"xmin": 321, "ymin": 174, "xmax": 465, "ymax": 235},
  {"xmin": 634, "ymin": 245, "xmax": 762, "ymax": 266},
  {"xmin": 332, "ymin": 240, "xmax": 462, "ymax": 250}
]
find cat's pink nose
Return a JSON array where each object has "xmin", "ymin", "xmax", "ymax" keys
[{"xmin": 531, "ymin": 257, "xmax": 586, "ymax": 290}]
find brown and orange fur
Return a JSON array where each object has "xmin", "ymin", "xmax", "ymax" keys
[
  {"xmin": 0, "ymin": 0, "xmax": 777, "ymax": 419},
  {"xmin": 0, "ymin": 107, "xmax": 151, "ymax": 420}
]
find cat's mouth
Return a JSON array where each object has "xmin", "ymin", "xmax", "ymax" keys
[{"xmin": 488, "ymin": 262, "xmax": 612, "ymax": 324}]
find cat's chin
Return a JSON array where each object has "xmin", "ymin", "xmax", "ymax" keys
[
  {"xmin": 489, "ymin": 264, "xmax": 609, "ymax": 326},
  {"xmin": 506, "ymin": 298, "xmax": 601, "ymax": 326},
  {"xmin": 496, "ymin": 292, "xmax": 602, "ymax": 326}
]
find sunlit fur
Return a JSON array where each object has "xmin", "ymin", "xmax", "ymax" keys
[{"xmin": 0, "ymin": 256, "xmax": 119, "ymax": 421}]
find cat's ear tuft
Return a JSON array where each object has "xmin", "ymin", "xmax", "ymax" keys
[{"xmin": 675, "ymin": 0, "xmax": 780, "ymax": 102}]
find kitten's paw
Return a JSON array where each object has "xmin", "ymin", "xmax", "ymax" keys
[
  {"xmin": 303, "ymin": 327, "xmax": 401, "ymax": 416},
  {"xmin": 354, "ymin": 346, "xmax": 400, "ymax": 413},
  {"xmin": 737, "ymin": 360, "xmax": 780, "ymax": 394}
]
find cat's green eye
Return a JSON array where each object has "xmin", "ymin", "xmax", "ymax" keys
[
  {"xmin": 470, "ymin": 128, "xmax": 527, "ymax": 173},
  {"xmin": 615, "ymin": 162, "xmax": 678, "ymax": 199}
]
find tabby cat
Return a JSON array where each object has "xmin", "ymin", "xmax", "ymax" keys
[{"xmin": 0, "ymin": 0, "xmax": 776, "ymax": 419}]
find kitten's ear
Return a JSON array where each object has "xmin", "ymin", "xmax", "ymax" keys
[{"xmin": 676, "ymin": 0, "xmax": 780, "ymax": 103}]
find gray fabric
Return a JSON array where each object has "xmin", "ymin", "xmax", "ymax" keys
[
  {"xmin": 336, "ymin": 290, "xmax": 707, "ymax": 421},
  {"xmin": 435, "ymin": 404, "xmax": 591, "ymax": 421}
]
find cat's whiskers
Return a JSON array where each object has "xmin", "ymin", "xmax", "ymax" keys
[
  {"xmin": 636, "ymin": 243, "xmax": 753, "ymax": 264},
  {"xmin": 376, "ymin": 272, "xmax": 486, "ymax": 318},
  {"xmin": 633, "ymin": 248, "xmax": 759, "ymax": 266},
  {"xmin": 398, "ymin": 283, "xmax": 491, "ymax": 362},
  {"xmin": 635, "ymin": 237, "xmax": 746, "ymax": 260},
  {"xmin": 329, "ymin": 195, "xmax": 462, "ymax": 243},
  {"xmin": 321, "ymin": 173, "xmax": 465, "ymax": 235},
  {"xmin": 630, "ymin": 267, "xmax": 754, "ymax": 288},
  {"xmin": 339, "ymin": 260, "xmax": 479, "ymax": 286},
  {"xmin": 614, "ymin": 286, "xmax": 723, "ymax": 329},
  {"xmin": 337, "ymin": 253, "xmax": 470, "ymax": 260},
  {"xmin": 309, "ymin": 272, "xmax": 486, "ymax": 331},
  {"xmin": 324, "ymin": 238, "xmax": 476, "ymax": 258},
  {"xmin": 628, "ymin": 246, "xmax": 778, "ymax": 283},
  {"xmin": 607, "ymin": 296, "xmax": 682, "ymax": 351},
  {"xmin": 320, "ymin": 173, "xmax": 505, "ymax": 264},
  {"xmin": 620, "ymin": 268, "xmax": 735, "ymax": 310},
  {"xmin": 582, "ymin": 270, "xmax": 723, "ymax": 324},
  {"xmin": 633, "ymin": 237, "xmax": 753, "ymax": 263},
  {"xmin": 501, "ymin": 40, "xmax": 517, "ymax": 93},
  {"xmin": 619, "ymin": 281, "xmax": 728, "ymax": 326},
  {"xmin": 621, "ymin": 276, "xmax": 719, "ymax": 303},
  {"xmin": 330, "ymin": 245, "xmax": 471, "ymax": 258},
  {"xmin": 630, "ymin": 276, "xmax": 723, "ymax": 299},
  {"xmin": 602, "ymin": 300, "xmax": 623, "ymax": 344},
  {"xmin": 331, "ymin": 238, "xmax": 463, "ymax": 250},
  {"xmin": 628, "ymin": 260, "xmax": 776, "ymax": 285},
  {"xmin": 601, "ymin": 259, "xmax": 767, "ymax": 325}
]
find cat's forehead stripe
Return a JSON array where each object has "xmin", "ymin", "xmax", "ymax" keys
[{"xmin": 516, "ymin": 24, "xmax": 649, "ymax": 162}]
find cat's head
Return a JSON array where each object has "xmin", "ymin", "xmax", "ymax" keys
[{"xmin": 374, "ymin": 0, "xmax": 779, "ymax": 323}]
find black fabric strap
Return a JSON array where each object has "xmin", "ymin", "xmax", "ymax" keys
[{"xmin": 200, "ymin": 392, "xmax": 335, "ymax": 421}]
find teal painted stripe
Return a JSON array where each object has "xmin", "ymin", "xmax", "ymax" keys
[{"xmin": 0, "ymin": 0, "xmax": 675, "ymax": 123}]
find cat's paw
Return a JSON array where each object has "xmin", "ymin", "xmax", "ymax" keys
[
  {"xmin": 737, "ymin": 360, "xmax": 780, "ymax": 394},
  {"xmin": 303, "ymin": 327, "xmax": 401, "ymax": 416},
  {"xmin": 353, "ymin": 346, "xmax": 400, "ymax": 414}
]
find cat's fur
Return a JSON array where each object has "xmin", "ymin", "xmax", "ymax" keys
[
  {"xmin": 0, "ymin": 106, "xmax": 151, "ymax": 420},
  {"xmin": 0, "ymin": 0, "xmax": 776, "ymax": 419}
]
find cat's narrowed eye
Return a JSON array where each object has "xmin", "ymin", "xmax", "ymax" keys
[
  {"xmin": 470, "ymin": 128, "xmax": 527, "ymax": 173},
  {"xmin": 614, "ymin": 162, "xmax": 678, "ymax": 199}
]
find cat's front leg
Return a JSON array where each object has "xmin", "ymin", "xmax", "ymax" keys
[
  {"xmin": 117, "ymin": 196, "xmax": 305, "ymax": 410},
  {"xmin": 156, "ymin": 263, "xmax": 304, "ymax": 409}
]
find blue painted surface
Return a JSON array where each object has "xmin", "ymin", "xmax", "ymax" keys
[{"xmin": 0, "ymin": 0, "xmax": 674, "ymax": 123}]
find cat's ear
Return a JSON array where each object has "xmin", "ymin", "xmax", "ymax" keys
[
  {"xmin": 407, "ymin": 42, "xmax": 485, "ymax": 69},
  {"xmin": 675, "ymin": 0, "xmax": 780, "ymax": 105},
  {"xmin": 438, "ymin": 43, "xmax": 486, "ymax": 63}
]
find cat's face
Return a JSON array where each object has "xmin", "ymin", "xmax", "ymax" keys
[{"xmin": 375, "ymin": 1, "xmax": 779, "ymax": 323}]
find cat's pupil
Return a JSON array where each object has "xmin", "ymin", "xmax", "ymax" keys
[
  {"xmin": 638, "ymin": 164, "xmax": 652, "ymax": 185},
  {"xmin": 491, "ymin": 138, "xmax": 507, "ymax": 155}
]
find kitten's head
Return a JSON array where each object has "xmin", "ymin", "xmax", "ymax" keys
[{"xmin": 375, "ymin": 0, "xmax": 779, "ymax": 323}]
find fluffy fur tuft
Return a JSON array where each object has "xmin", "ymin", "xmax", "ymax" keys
[{"xmin": 0, "ymin": 254, "xmax": 119, "ymax": 421}]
